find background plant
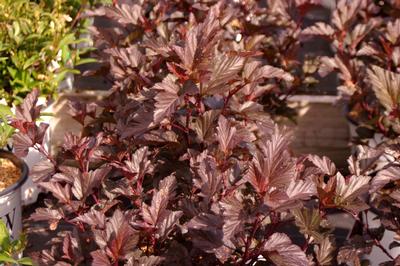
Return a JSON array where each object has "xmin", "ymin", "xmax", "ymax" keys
[
  {"xmin": 303, "ymin": 0, "xmax": 400, "ymax": 140},
  {"xmin": 335, "ymin": 141, "xmax": 400, "ymax": 265},
  {"xmin": 0, "ymin": 104, "xmax": 14, "ymax": 149},
  {"xmin": 85, "ymin": 0, "xmax": 321, "ymax": 121},
  {"xmin": 0, "ymin": 220, "xmax": 32, "ymax": 266},
  {"xmin": 0, "ymin": 0, "xmax": 95, "ymax": 105}
]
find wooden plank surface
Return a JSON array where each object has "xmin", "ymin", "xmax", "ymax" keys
[{"xmin": 282, "ymin": 95, "xmax": 351, "ymax": 171}]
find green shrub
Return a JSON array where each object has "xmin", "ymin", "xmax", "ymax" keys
[
  {"xmin": 0, "ymin": 220, "xmax": 32, "ymax": 266},
  {"xmin": 0, "ymin": 0, "xmax": 93, "ymax": 105}
]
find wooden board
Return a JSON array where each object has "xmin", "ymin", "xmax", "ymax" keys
[{"xmin": 281, "ymin": 95, "xmax": 351, "ymax": 171}]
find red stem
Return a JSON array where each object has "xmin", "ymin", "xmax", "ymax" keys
[
  {"xmin": 34, "ymin": 144, "xmax": 57, "ymax": 165},
  {"xmin": 170, "ymin": 122, "xmax": 188, "ymax": 133},
  {"xmin": 241, "ymin": 216, "xmax": 260, "ymax": 265},
  {"xmin": 374, "ymin": 239, "xmax": 395, "ymax": 260},
  {"xmin": 222, "ymin": 84, "xmax": 246, "ymax": 115},
  {"xmin": 185, "ymin": 101, "xmax": 192, "ymax": 146},
  {"xmin": 363, "ymin": 211, "xmax": 395, "ymax": 260}
]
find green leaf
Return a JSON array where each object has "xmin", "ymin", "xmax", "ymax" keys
[
  {"xmin": 0, "ymin": 104, "xmax": 13, "ymax": 117},
  {"xmin": 0, "ymin": 252, "xmax": 17, "ymax": 264},
  {"xmin": 61, "ymin": 45, "xmax": 70, "ymax": 63},
  {"xmin": 7, "ymin": 67, "xmax": 17, "ymax": 78},
  {"xmin": 12, "ymin": 232, "xmax": 27, "ymax": 252},
  {"xmin": 22, "ymin": 55, "xmax": 39, "ymax": 70},
  {"xmin": 0, "ymin": 220, "xmax": 10, "ymax": 247},
  {"xmin": 0, "ymin": 125, "xmax": 14, "ymax": 148},
  {"xmin": 12, "ymin": 21, "xmax": 21, "ymax": 37},
  {"xmin": 17, "ymin": 257, "xmax": 34, "ymax": 265},
  {"xmin": 75, "ymin": 58, "xmax": 97, "ymax": 66},
  {"xmin": 57, "ymin": 33, "xmax": 75, "ymax": 51}
]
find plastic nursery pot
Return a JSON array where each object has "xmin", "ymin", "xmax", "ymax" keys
[{"xmin": 0, "ymin": 150, "xmax": 28, "ymax": 239}]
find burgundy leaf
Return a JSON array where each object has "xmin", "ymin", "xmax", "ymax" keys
[
  {"xmin": 265, "ymin": 179, "xmax": 316, "ymax": 210},
  {"xmin": 263, "ymin": 233, "xmax": 309, "ymax": 266},
  {"xmin": 203, "ymin": 55, "xmax": 244, "ymax": 95},
  {"xmin": 72, "ymin": 209, "xmax": 106, "ymax": 229},
  {"xmin": 138, "ymin": 177, "xmax": 178, "ymax": 238},
  {"xmin": 153, "ymin": 77, "xmax": 182, "ymax": 124},
  {"xmin": 219, "ymin": 193, "xmax": 245, "ymax": 249},
  {"xmin": 68, "ymin": 100, "xmax": 97, "ymax": 125},
  {"xmin": 12, "ymin": 132, "xmax": 33, "ymax": 157},
  {"xmin": 100, "ymin": 209, "xmax": 138, "ymax": 262},
  {"xmin": 119, "ymin": 146, "xmax": 153, "ymax": 181},
  {"xmin": 90, "ymin": 250, "xmax": 111, "ymax": 266},
  {"xmin": 335, "ymin": 173, "xmax": 370, "ymax": 213},
  {"xmin": 108, "ymin": 46, "xmax": 144, "ymax": 83},
  {"xmin": 187, "ymin": 213, "xmax": 224, "ymax": 252},
  {"xmin": 216, "ymin": 115, "xmax": 239, "ymax": 155},
  {"xmin": 30, "ymin": 208, "xmax": 63, "ymax": 229},
  {"xmin": 62, "ymin": 232, "xmax": 83, "ymax": 264},
  {"xmin": 144, "ymin": 37, "xmax": 172, "ymax": 57},
  {"xmin": 193, "ymin": 156, "xmax": 222, "ymax": 203},
  {"xmin": 371, "ymin": 166, "xmax": 400, "ymax": 192},
  {"xmin": 308, "ymin": 155, "xmax": 337, "ymax": 176},
  {"xmin": 126, "ymin": 256, "xmax": 163, "ymax": 266},
  {"xmin": 72, "ymin": 167, "xmax": 110, "ymax": 200},
  {"xmin": 258, "ymin": 65, "xmax": 294, "ymax": 82},
  {"xmin": 302, "ymin": 22, "xmax": 335, "ymax": 36},
  {"xmin": 40, "ymin": 182, "xmax": 71, "ymax": 204},
  {"xmin": 156, "ymin": 210, "xmax": 183, "ymax": 241},
  {"xmin": 30, "ymin": 160, "xmax": 55, "ymax": 182},
  {"xmin": 318, "ymin": 55, "xmax": 353, "ymax": 82},
  {"xmin": 348, "ymin": 145, "xmax": 383, "ymax": 176},
  {"xmin": 368, "ymin": 66, "xmax": 400, "ymax": 113},
  {"xmin": 191, "ymin": 110, "xmax": 219, "ymax": 143},
  {"xmin": 14, "ymin": 88, "xmax": 41, "ymax": 122},
  {"xmin": 245, "ymin": 127, "xmax": 295, "ymax": 194},
  {"xmin": 356, "ymin": 44, "xmax": 379, "ymax": 56},
  {"xmin": 142, "ymin": 175, "xmax": 177, "ymax": 232},
  {"xmin": 119, "ymin": 107, "xmax": 154, "ymax": 139},
  {"xmin": 173, "ymin": 25, "xmax": 198, "ymax": 71},
  {"xmin": 100, "ymin": 3, "xmax": 142, "ymax": 26},
  {"xmin": 315, "ymin": 237, "xmax": 335, "ymax": 266},
  {"xmin": 53, "ymin": 166, "xmax": 80, "ymax": 184}
]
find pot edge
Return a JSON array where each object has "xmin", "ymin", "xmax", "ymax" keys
[{"xmin": 0, "ymin": 150, "xmax": 29, "ymax": 198}]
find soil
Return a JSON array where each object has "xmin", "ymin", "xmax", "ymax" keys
[{"xmin": 0, "ymin": 157, "xmax": 20, "ymax": 192}]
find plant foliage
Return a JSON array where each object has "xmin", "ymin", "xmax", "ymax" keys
[
  {"xmin": 0, "ymin": 220, "xmax": 32, "ymax": 266},
  {"xmin": 84, "ymin": 0, "xmax": 320, "ymax": 120},
  {"xmin": 8, "ymin": 1, "xmax": 400, "ymax": 265},
  {"xmin": 0, "ymin": 0, "xmax": 93, "ymax": 105},
  {"xmin": 303, "ymin": 0, "xmax": 400, "ymax": 139}
]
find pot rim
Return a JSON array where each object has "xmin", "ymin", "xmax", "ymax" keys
[{"xmin": 0, "ymin": 150, "xmax": 29, "ymax": 198}]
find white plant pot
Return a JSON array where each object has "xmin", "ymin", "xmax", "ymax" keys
[
  {"xmin": 362, "ymin": 211, "xmax": 400, "ymax": 264},
  {"xmin": 0, "ymin": 151, "xmax": 28, "ymax": 239},
  {"xmin": 20, "ymin": 148, "xmax": 47, "ymax": 206},
  {"xmin": 77, "ymin": 17, "xmax": 94, "ymax": 50},
  {"xmin": 58, "ymin": 72, "xmax": 74, "ymax": 91}
]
